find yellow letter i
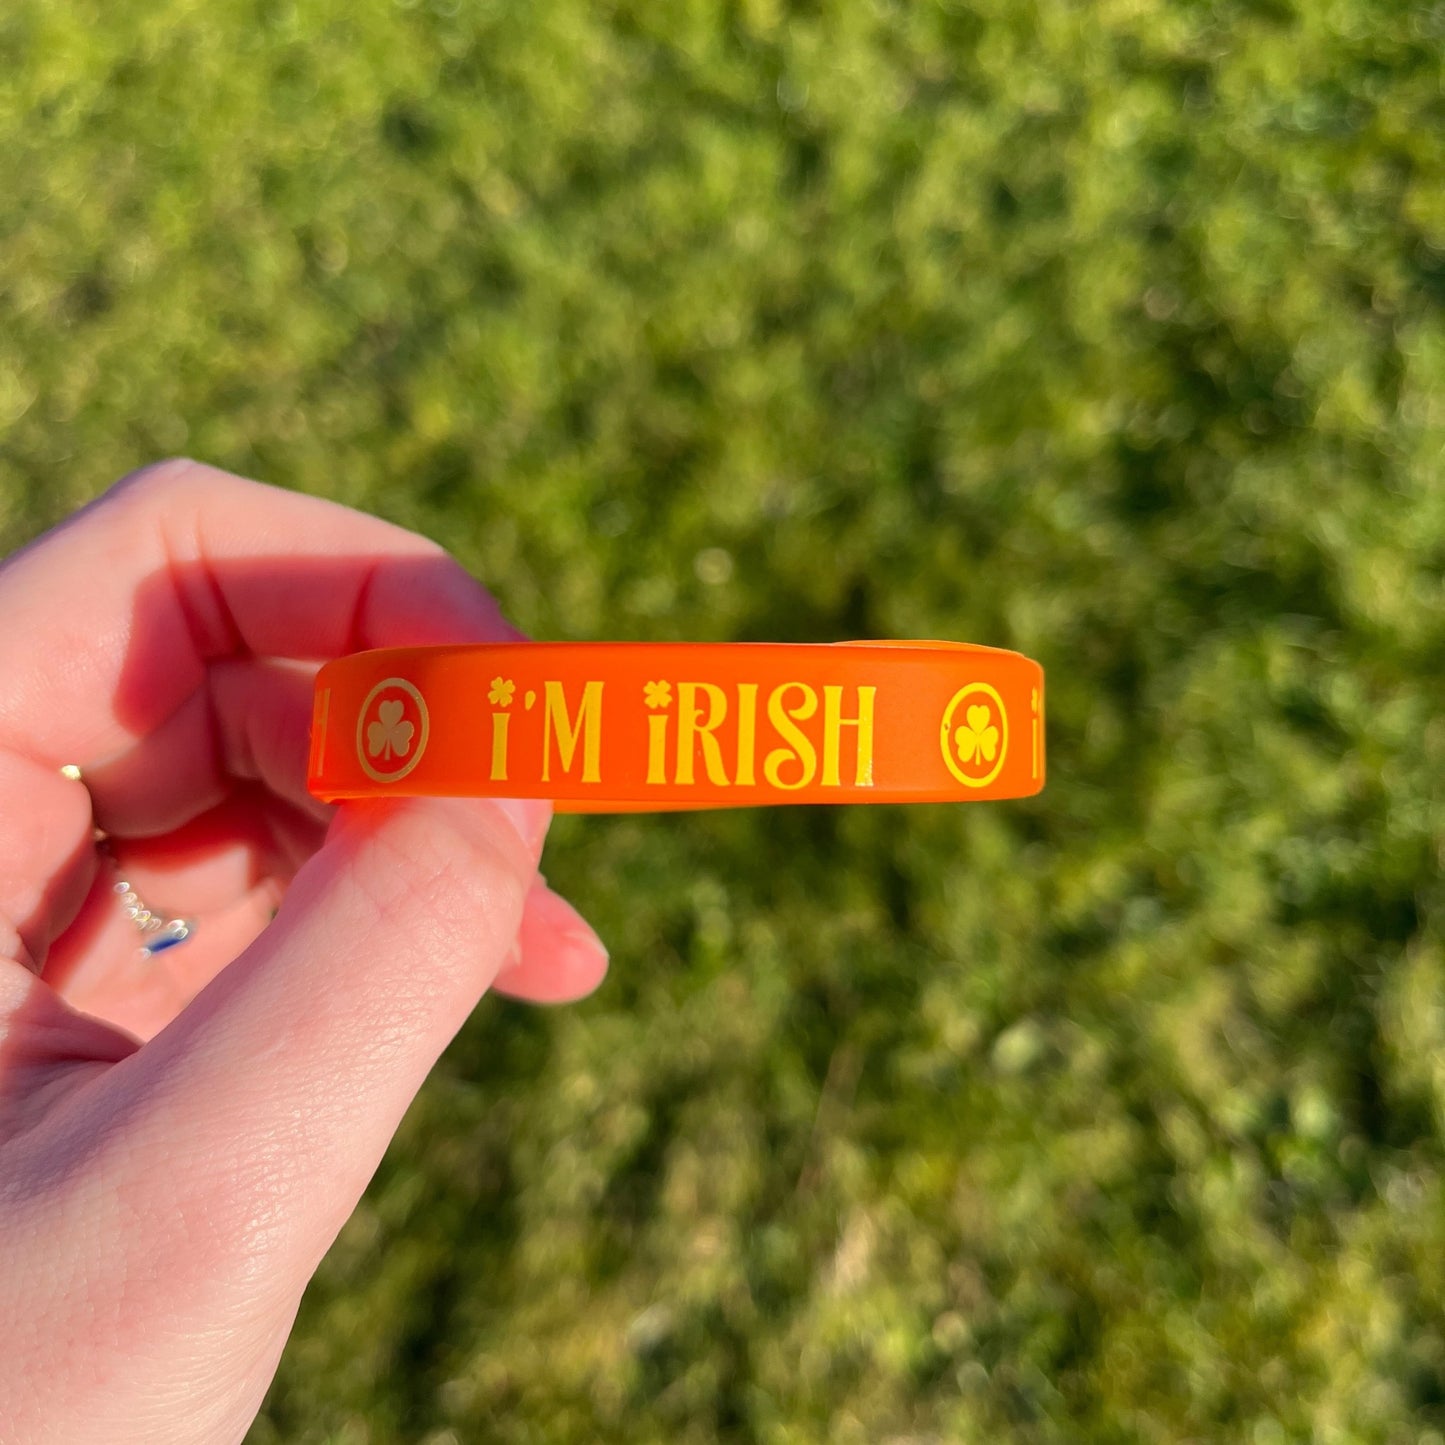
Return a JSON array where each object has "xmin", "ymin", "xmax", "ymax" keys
[{"xmin": 491, "ymin": 710, "xmax": 510, "ymax": 780}]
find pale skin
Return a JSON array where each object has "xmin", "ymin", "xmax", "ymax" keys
[{"xmin": 0, "ymin": 460, "xmax": 609, "ymax": 1444}]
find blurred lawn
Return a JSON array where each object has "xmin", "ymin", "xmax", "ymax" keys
[{"xmin": 5, "ymin": 1, "xmax": 1445, "ymax": 1440}]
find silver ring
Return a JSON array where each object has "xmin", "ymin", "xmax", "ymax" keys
[{"xmin": 61, "ymin": 764, "xmax": 195, "ymax": 958}]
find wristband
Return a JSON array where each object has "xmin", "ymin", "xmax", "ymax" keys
[{"xmin": 307, "ymin": 641, "xmax": 1045, "ymax": 812}]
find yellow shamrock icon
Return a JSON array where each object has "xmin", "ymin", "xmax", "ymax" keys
[
  {"xmin": 644, "ymin": 680, "xmax": 672, "ymax": 709},
  {"xmin": 488, "ymin": 676, "xmax": 516, "ymax": 707},
  {"xmin": 356, "ymin": 677, "xmax": 430, "ymax": 784},
  {"xmin": 367, "ymin": 698, "xmax": 414, "ymax": 761},
  {"xmin": 939, "ymin": 682, "xmax": 1008, "ymax": 788},
  {"xmin": 954, "ymin": 704, "xmax": 998, "ymax": 768}
]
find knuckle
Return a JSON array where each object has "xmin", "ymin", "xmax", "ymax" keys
[{"xmin": 347, "ymin": 800, "xmax": 532, "ymax": 955}]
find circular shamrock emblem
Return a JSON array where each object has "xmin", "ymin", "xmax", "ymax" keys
[
  {"xmin": 356, "ymin": 677, "xmax": 430, "ymax": 784},
  {"xmin": 939, "ymin": 683, "xmax": 1008, "ymax": 788},
  {"xmin": 488, "ymin": 676, "xmax": 516, "ymax": 708},
  {"xmin": 644, "ymin": 680, "xmax": 673, "ymax": 709}
]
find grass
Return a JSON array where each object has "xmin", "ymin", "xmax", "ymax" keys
[{"xmin": 4, "ymin": 1, "xmax": 1445, "ymax": 1439}]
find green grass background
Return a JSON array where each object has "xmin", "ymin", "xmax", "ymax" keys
[{"xmin": 5, "ymin": 1, "xmax": 1445, "ymax": 1440}]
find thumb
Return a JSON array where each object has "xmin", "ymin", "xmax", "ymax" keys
[{"xmin": 96, "ymin": 793, "xmax": 550, "ymax": 1285}]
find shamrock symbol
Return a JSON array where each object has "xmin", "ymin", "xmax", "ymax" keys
[
  {"xmin": 367, "ymin": 698, "xmax": 414, "ymax": 761},
  {"xmin": 644, "ymin": 680, "xmax": 672, "ymax": 709},
  {"xmin": 954, "ymin": 704, "xmax": 998, "ymax": 768},
  {"xmin": 488, "ymin": 676, "xmax": 516, "ymax": 708}
]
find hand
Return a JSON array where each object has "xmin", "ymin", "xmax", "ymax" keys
[{"xmin": 0, "ymin": 460, "xmax": 609, "ymax": 1445}]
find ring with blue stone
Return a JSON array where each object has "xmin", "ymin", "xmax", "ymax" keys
[{"xmin": 60, "ymin": 764, "xmax": 196, "ymax": 959}]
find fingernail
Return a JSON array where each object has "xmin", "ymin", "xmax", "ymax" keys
[
  {"xmin": 562, "ymin": 926, "xmax": 609, "ymax": 967},
  {"xmin": 490, "ymin": 796, "xmax": 552, "ymax": 856}
]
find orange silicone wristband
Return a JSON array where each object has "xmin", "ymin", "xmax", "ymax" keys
[{"xmin": 307, "ymin": 640, "xmax": 1045, "ymax": 812}]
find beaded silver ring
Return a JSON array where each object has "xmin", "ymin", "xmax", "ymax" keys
[{"xmin": 60, "ymin": 764, "xmax": 194, "ymax": 958}]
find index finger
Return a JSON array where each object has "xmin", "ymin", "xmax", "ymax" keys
[{"xmin": 0, "ymin": 459, "xmax": 520, "ymax": 832}]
